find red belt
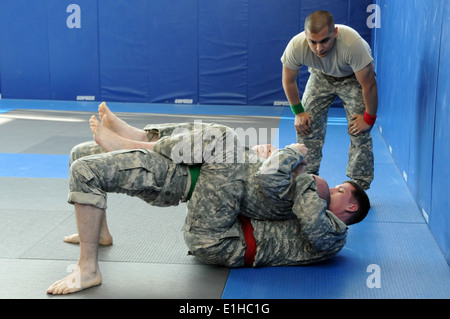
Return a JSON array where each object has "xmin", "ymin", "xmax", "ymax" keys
[{"xmin": 239, "ymin": 216, "xmax": 256, "ymax": 267}]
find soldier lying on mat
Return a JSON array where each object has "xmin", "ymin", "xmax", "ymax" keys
[{"xmin": 47, "ymin": 102, "xmax": 370, "ymax": 295}]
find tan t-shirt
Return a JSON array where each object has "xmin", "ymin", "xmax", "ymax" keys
[{"xmin": 281, "ymin": 24, "xmax": 373, "ymax": 77}]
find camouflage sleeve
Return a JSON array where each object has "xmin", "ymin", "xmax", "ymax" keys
[
  {"xmin": 254, "ymin": 146, "xmax": 303, "ymax": 205},
  {"xmin": 292, "ymin": 174, "xmax": 348, "ymax": 253}
]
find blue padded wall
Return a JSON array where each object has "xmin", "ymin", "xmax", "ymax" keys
[
  {"xmin": 430, "ymin": 2, "xmax": 450, "ymax": 264},
  {"xmin": 198, "ymin": 0, "xmax": 248, "ymax": 105},
  {"xmin": 374, "ymin": 0, "xmax": 450, "ymax": 264},
  {"xmin": 0, "ymin": 1, "xmax": 51, "ymax": 99},
  {"xmin": 148, "ymin": 1, "xmax": 198, "ymax": 104},
  {"xmin": 98, "ymin": 0, "xmax": 149, "ymax": 102},
  {"xmin": 247, "ymin": 0, "xmax": 300, "ymax": 105},
  {"xmin": 48, "ymin": 0, "xmax": 100, "ymax": 101},
  {"xmin": 0, "ymin": 0, "xmax": 373, "ymax": 105}
]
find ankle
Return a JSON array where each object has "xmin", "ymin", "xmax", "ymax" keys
[{"xmin": 77, "ymin": 261, "xmax": 100, "ymax": 276}]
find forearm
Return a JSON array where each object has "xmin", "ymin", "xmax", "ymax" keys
[
  {"xmin": 292, "ymin": 174, "xmax": 347, "ymax": 252},
  {"xmin": 283, "ymin": 81, "xmax": 301, "ymax": 106},
  {"xmin": 255, "ymin": 147, "xmax": 304, "ymax": 200},
  {"xmin": 355, "ymin": 63, "xmax": 378, "ymax": 117},
  {"xmin": 259, "ymin": 146, "xmax": 303, "ymax": 175},
  {"xmin": 282, "ymin": 66, "xmax": 301, "ymax": 106},
  {"xmin": 362, "ymin": 80, "xmax": 378, "ymax": 116}
]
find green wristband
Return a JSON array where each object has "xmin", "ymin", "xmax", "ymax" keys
[{"xmin": 290, "ymin": 102, "xmax": 305, "ymax": 115}]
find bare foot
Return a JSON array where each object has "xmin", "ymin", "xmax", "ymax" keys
[
  {"xmin": 98, "ymin": 102, "xmax": 147, "ymax": 141},
  {"xmin": 90, "ymin": 114, "xmax": 157, "ymax": 152},
  {"xmin": 98, "ymin": 102, "xmax": 125, "ymax": 132},
  {"xmin": 64, "ymin": 233, "xmax": 113, "ymax": 246},
  {"xmin": 47, "ymin": 264, "xmax": 102, "ymax": 295},
  {"xmin": 90, "ymin": 115, "xmax": 126, "ymax": 152}
]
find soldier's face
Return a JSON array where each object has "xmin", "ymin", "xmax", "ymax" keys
[
  {"xmin": 328, "ymin": 182, "xmax": 358, "ymax": 219},
  {"xmin": 305, "ymin": 26, "xmax": 338, "ymax": 58}
]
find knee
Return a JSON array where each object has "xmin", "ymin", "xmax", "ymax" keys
[
  {"xmin": 69, "ymin": 158, "xmax": 95, "ymax": 188},
  {"xmin": 349, "ymin": 130, "xmax": 373, "ymax": 147},
  {"xmin": 69, "ymin": 141, "xmax": 102, "ymax": 166},
  {"xmin": 69, "ymin": 142, "xmax": 90, "ymax": 166},
  {"xmin": 68, "ymin": 158, "xmax": 107, "ymax": 208},
  {"xmin": 69, "ymin": 145, "xmax": 83, "ymax": 166}
]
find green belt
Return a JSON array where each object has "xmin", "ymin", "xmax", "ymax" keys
[{"xmin": 186, "ymin": 165, "xmax": 201, "ymax": 201}]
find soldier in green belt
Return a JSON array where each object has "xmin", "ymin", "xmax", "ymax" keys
[{"xmin": 47, "ymin": 103, "xmax": 369, "ymax": 295}]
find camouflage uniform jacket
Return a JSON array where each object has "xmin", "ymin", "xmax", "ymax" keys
[
  {"xmin": 242, "ymin": 147, "xmax": 348, "ymax": 266},
  {"xmin": 240, "ymin": 146, "xmax": 303, "ymax": 221},
  {"xmin": 147, "ymin": 122, "xmax": 348, "ymax": 266},
  {"xmin": 251, "ymin": 173, "xmax": 347, "ymax": 266}
]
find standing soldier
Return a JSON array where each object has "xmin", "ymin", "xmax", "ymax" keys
[{"xmin": 281, "ymin": 10, "xmax": 378, "ymax": 190}]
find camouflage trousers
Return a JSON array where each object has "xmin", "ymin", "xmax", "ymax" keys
[
  {"xmin": 184, "ymin": 161, "xmax": 246, "ymax": 267},
  {"xmin": 147, "ymin": 122, "xmax": 248, "ymax": 267},
  {"xmin": 68, "ymin": 147, "xmax": 189, "ymax": 208},
  {"xmin": 68, "ymin": 123, "xmax": 247, "ymax": 267},
  {"xmin": 299, "ymin": 68, "xmax": 374, "ymax": 189}
]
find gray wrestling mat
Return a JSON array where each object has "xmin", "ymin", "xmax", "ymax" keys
[
  {"xmin": 0, "ymin": 109, "xmax": 280, "ymax": 264},
  {"xmin": 0, "ymin": 259, "xmax": 229, "ymax": 299},
  {"xmin": 19, "ymin": 194, "xmax": 197, "ymax": 265},
  {"xmin": 0, "ymin": 174, "xmax": 195, "ymax": 264},
  {"xmin": 0, "ymin": 180, "xmax": 229, "ymax": 298},
  {"xmin": 0, "ymin": 108, "xmax": 281, "ymax": 298}
]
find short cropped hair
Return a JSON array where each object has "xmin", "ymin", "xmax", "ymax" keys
[
  {"xmin": 304, "ymin": 10, "xmax": 335, "ymax": 34},
  {"xmin": 344, "ymin": 181, "xmax": 370, "ymax": 225}
]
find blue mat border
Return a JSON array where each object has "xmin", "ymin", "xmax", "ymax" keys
[
  {"xmin": 0, "ymin": 99, "xmax": 285, "ymax": 117},
  {"xmin": 0, "ymin": 153, "xmax": 69, "ymax": 178}
]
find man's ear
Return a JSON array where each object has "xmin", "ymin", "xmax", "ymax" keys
[{"xmin": 346, "ymin": 202, "xmax": 358, "ymax": 213}]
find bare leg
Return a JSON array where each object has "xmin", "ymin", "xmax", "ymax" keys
[
  {"xmin": 63, "ymin": 105, "xmax": 156, "ymax": 246},
  {"xmin": 90, "ymin": 115, "xmax": 156, "ymax": 152},
  {"xmin": 63, "ymin": 213, "xmax": 113, "ymax": 246},
  {"xmin": 47, "ymin": 204, "xmax": 104, "ymax": 295}
]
